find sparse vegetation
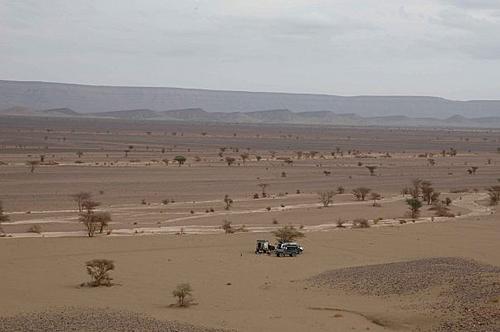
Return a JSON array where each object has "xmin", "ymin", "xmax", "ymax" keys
[
  {"xmin": 71, "ymin": 192, "xmax": 92, "ymax": 212},
  {"xmin": 370, "ymin": 192, "xmax": 381, "ymax": 206},
  {"xmin": 26, "ymin": 160, "xmax": 39, "ymax": 173},
  {"xmin": 366, "ymin": 165, "xmax": 377, "ymax": 176},
  {"xmin": 406, "ymin": 198, "xmax": 422, "ymax": 219},
  {"xmin": 0, "ymin": 201, "xmax": 9, "ymax": 223},
  {"xmin": 172, "ymin": 283, "xmax": 193, "ymax": 307},
  {"xmin": 487, "ymin": 186, "xmax": 500, "ymax": 205},
  {"xmin": 430, "ymin": 202, "xmax": 454, "ymax": 217},
  {"xmin": 28, "ymin": 224, "xmax": 42, "ymax": 234},
  {"xmin": 272, "ymin": 225, "xmax": 305, "ymax": 242},
  {"xmin": 83, "ymin": 259, "xmax": 115, "ymax": 287},
  {"xmin": 352, "ymin": 218, "xmax": 370, "ymax": 228},
  {"xmin": 352, "ymin": 187, "xmax": 371, "ymax": 201},
  {"xmin": 258, "ymin": 183, "xmax": 269, "ymax": 197},
  {"xmin": 318, "ymin": 190, "xmax": 336, "ymax": 207},
  {"xmin": 222, "ymin": 219, "xmax": 234, "ymax": 234},
  {"xmin": 223, "ymin": 194, "xmax": 233, "ymax": 210},
  {"xmin": 173, "ymin": 155, "xmax": 186, "ymax": 166}
]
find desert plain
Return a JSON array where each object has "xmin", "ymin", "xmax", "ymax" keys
[{"xmin": 0, "ymin": 115, "xmax": 499, "ymax": 331}]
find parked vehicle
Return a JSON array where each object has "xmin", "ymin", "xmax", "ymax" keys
[
  {"xmin": 255, "ymin": 240, "xmax": 303, "ymax": 256},
  {"xmin": 275, "ymin": 243, "xmax": 302, "ymax": 257},
  {"xmin": 255, "ymin": 240, "xmax": 275, "ymax": 254}
]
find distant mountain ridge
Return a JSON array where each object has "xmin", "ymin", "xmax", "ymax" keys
[
  {"xmin": 2, "ymin": 105, "xmax": 500, "ymax": 128},
  {"xmin": 1, "ymin": 80, "xmax": 500, "ymax": 119}
]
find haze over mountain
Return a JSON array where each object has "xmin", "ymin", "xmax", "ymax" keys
[
  {"xmin": 1, "ymin": 80, "xmax": 500, "ymax": 128},
  {"xmin": 1, "ymin": 80, "xmax": 500, "ymax": 119}
]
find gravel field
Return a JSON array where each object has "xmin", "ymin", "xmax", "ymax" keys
[
  {"xmin": 0, "ymin": 308, "xmax": 230, "ymax": 332},
  {"xmin": 308, "ymin": 257, "xmax": 500, "ymax": 331}
]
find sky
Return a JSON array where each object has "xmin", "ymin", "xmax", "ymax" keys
[{"xmin": 1, "ymin": 0, "xmax": 499, "ymax": 100}]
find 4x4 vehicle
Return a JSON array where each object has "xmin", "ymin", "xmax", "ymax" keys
[{"xmin": 275, "ymin": 243, "xmax": 302, "ymax": 257}]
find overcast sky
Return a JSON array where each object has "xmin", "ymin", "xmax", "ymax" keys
[{"xmin": 1, "ymin": 0, "xmax": 499, "ymax": 100}]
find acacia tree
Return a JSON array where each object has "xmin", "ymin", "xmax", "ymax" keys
[
  {"xmin": 84, "ymin": 259, "xmax": 115, "ymax": 287},
  {"xmin": 272, "ymin": 225, "xmax": 305, "ymax": 242},
  {"xmin": 172, "ymin": 283, "xmax": 193, "ymax": 307},
  {"xmin": 223, "ymin": 194, "xmax": 233, "ymax": 210},
  {"xmin": 366, "ymin": 166, "xmax": 377, "ymax": 176},
  {"xmin": 221, "ymin": 219, "xmax": 234, "ymax": 234},
  {"xmin": 94, "ymin": 212, "xmax": 112, "ymax": 234},
  {"xmin": 487, "ymin": 186, "xmax": 500, "ymax": 205},
  {"xmin": 0, "ymin": 201, "xmax": 9, "ymax": 235},
  {"xmin": 26, "ymin": 160, "xmax": 39, "ymax": 173},
  {"xmin": 406, "ymin": 198, "xmax": 422, "ymax": 219},
  {"xmin": 240, "ymin": 153, "xmax": 249, "ymax": 164},
  {"xmin": 258, "ymin": 183, "xmax": 269, "ymax": 197},
  {"xmin": 370, "ymin": 192, "xmax": 382, "ymax": 206},
  {"xmin": 430, "ymin": 202, "xmax": 454, "ymax": 217},
  {"xmin": 174, "ymin": 155, "xmax": 186, "ymax": 166},
  {"xmin": 352, "ymin": 187, "xmax": 371, "ymax": 201},
  {"xmin": 409, "ymin": 178, "xmax": 423, "ymax": 199},
  {"xmin": 78, "ymin": 200, "xmax": 103, "ymax": 237},
  {"xmin": 318, "ymin": 191, "xmax": 335, "ymax": 207},
  {"xmin": 421, "ymin": 181, "xmax": 435, "ymax": 205},
  {"xmin": 225, "ymin": 156, "xmax": 236, "ymax": 166},
  {"xmin": 71, "ymin": 192, "xmax": 92, "ymax": 212},
  {"xmin": 0, "ymin": 201, "xmax": 9, "ymax": 223}
]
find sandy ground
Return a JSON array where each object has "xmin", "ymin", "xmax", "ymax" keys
[
  {"xmin": 0, "ymin": 215, "xmax": 499, "ymax": 331},
  {"xmin": 0, "ymin": 117, "xmax": 499, "ymax": 331}
]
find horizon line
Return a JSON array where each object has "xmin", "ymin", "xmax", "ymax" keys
[{"xmin": 2, "ymin": 78, "xmax": 498, "ymax": 103}]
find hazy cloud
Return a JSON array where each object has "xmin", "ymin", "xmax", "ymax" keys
[{"xmin": 0, "ymin": 0, "xmax": 499, "ymax": 99}]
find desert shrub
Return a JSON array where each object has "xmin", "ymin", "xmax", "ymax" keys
[
  {"xmin": 26, "ymin": 160, "xmax": 40, "ymax": 173},
  {"xmin": 28, "ymin": 224, "xmax": 42, "ymax": 234},
  {"xmin": 487, "ymin": 186, "xmax": 500, "ymax": 205},
  {"xmin": 336, "ymin": 219, "xmax": 346, "ymax": 228},
  {"xmin": 406, "ymin": 198, "xmax": 422, "ymax": 219},
  {"xmin": 318, "ymin": 191, "xmax": 336, "ymax": 207},
  {"xmin": 71, "ymin": 192, "xmax": 92, "ymax": 212},
  {"xmin": 253, "ymin": 193, "xmax": 259, "ymax": 199},
  {"xmin": 91, "ymin": 212, "xmax": 111, "ymax": 234},
  {"xmin": 0, "ymin": 201, "xmax": 9, "ymax": 223},
  {"xmin": 223, "ymin": 195, "xmax": 233, "ymax": 210},
  {"xmin": 370, "ymin": 192, "xmax": 381, "ymax": 206},
  {"xmin": 352, "ymin": 218, "xmax": 370, "ymax": 228},
  {"xmin": 83, "ymin": 259, "xmax": 115, "ymax": 287},
  {"xmin": 352, "ymin": 187, "xmax": 371, "ymax": 201},
  {"xmin": 174, "ymin": 155, "xmax": 186, "ymax": 166},
  {"xmin": 258, "ymin": 183, "xmax": 269, "ymax": 197},
  {"xmin": 222, "ymin": 220, "xmax": 234, "ymax": 233},
  {"xmin": 82, "ymin": 200, "xmax": 100, "ymax": 213},
  {"xmin": 272, "ymin": 225, "xmax": 305, "ymax": 242},
  {"xmin": 272, "ymin": 218, "xmax": 278, "ymax": 224},
  {"xmin": 162, "ymin": 199, "xmax": 170, "ymax": 205},
  {"xmin": 336, "ymin": 186, "xmax": 345, "ymax": 194},
  {"xmin": 172, "ymin": 283, "xmax": 193, "ymax": 307},
  {"xmin": 266, "ymin": 206, "xmax": 271, "ymax": 211},
  {"xmin": 366, "ymin": 165, "xmax": 377, "ymax": 176},
  {"xmin": 430, "ymin": 202, "xmax": 455, "ymax": 217},
  {"xmin": 79, "ymin": 206, "xmax": 110, "ymax": 237}
]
